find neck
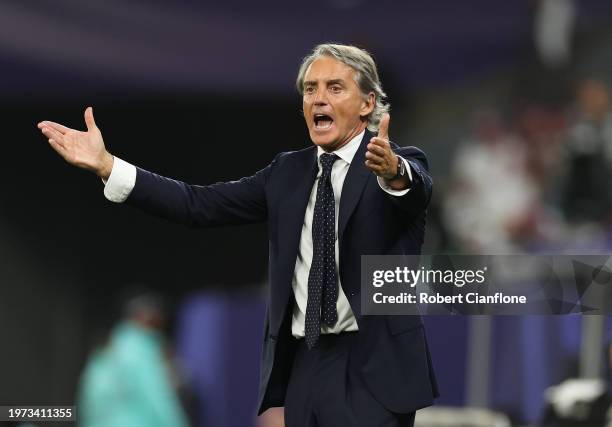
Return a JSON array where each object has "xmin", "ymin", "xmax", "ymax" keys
[{"xmin": 321, "ymin": 122, "xmax": 367, "ymax": 153}]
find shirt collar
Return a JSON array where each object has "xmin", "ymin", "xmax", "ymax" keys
[{"xmin": 316, "ymin": 130, "xmax": 365, "ymax": 166}]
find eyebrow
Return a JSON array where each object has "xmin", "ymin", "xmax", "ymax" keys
[
  {"xmin": 327, "ymin": 79, "xmax": 345, "ymax": 86},
  {"xmin": 303, "ymin": 79, "xmax": 346, "ymax": 87}
]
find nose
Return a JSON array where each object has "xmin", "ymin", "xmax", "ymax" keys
[{"xmin": 313, "ymin": 88, "xmax": 328, "ymax": 106}]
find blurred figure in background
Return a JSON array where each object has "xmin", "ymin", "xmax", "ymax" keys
[
  {"xmin": 77, "ymin": 291, "xmax": 190, "ymax": 427},
  {"xmin": 562, "ymin": 79, "xmax": 612, "ymax": 226},
  {"xmin": 443, "ymin": 108, "xmax": 540, "ymax": 253},
  {"xmin": 539, "ymin": 339, "xmax": 612, "ymax": 427},
  {"xmin": 541, "ymin": 378, "xmax": 611, "ymax": 427}
]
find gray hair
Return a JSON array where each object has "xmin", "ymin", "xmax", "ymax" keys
[{"xmin": 296, "ymin": 43, "xmax": 389, "ymax": 132}]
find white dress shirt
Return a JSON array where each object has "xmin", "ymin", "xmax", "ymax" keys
[{"xmin": 103, "ymin": 130, "xmax": 412, "ymax": 338}]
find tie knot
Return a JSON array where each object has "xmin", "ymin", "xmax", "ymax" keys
[{"xmin": 319, "ymin": 153, "xmax": 338, "ymax": 176}]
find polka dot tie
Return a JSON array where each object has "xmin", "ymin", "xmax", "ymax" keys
[{"xmin": 305, "ymin": 153, "xmax": 339, "ymax": 350}]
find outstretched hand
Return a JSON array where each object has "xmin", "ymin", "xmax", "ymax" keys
[{"xmin": 38, "ymin": 107, "xmax": 114, "ymax": 179}]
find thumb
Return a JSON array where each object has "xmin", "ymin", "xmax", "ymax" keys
[
  {"xmin": 377, "ymin": 113, "xmax": 390, "ymax": 140},
  {"xmin": 84, "ymin": 106, "xmax": 97, "ymax": 131}
]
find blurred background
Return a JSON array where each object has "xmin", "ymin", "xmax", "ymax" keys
[{"xmin": 1, "ymin": 0, "xmax": 612, "ymax": 426}]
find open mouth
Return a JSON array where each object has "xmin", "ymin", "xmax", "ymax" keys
[{"xmin": 314, "ymin": 114, "xmax": 334, "ymax": 130}]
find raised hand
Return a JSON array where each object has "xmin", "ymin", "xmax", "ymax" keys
[
  {"xmin": 38, "ymin": 107, "xmax": 114, "ymax": 179},
  {"xmin": 365, "ymin": 113, "xmax": 398, "ymax": 180}
]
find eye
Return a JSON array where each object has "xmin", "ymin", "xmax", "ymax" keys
[
  {"xmin": 304, "ymin": 86, "xmax": 315, "ymax": 95},
  {"xmin": 330, "ymin": 85, "xmax": 342, "ymax": 93}
]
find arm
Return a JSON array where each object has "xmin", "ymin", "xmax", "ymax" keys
[
  {"xmin": 384, "ymin": 145, "xmax": 433, "ymax": 214},
  {"xmin": 38, "ymin": 107, "xmax": 271, "ymax": 227},
  {"xmin": 125, "ymin": 162, "xmax": 271, "ymax": 228}
]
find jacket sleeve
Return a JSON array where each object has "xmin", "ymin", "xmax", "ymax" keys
[
  {"xmin": 386, "ymin": 145, "xmax": 433, "ymax": 218},
  {"xmin": 125, "ymin": 157, "xmax": 277, "ymax": 228}
]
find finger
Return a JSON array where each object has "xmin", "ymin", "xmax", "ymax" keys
[
  {"xmin": 365, "ymin": 159, "xmax": 383, "ymax": 174},
  {"xmin": 370, "ymin": 137, "xmax": 390, "ymax": 149},
  {"xmin": 48, "ymin": 138, "xmax": 67, "ymax": 156},
  {"xmin": 377, "ymin": 113, "xmax": 390, "ymax": 140},
  {"xmin": 41, "ymin": 126, "xmax": 66, "ymax": 146},
  {"xmin": 84, "ymin": 106, "xmax": 97, "ymax": 131},
  {"xmin": 38, "ymin": 120, "xmax": 71, "ymax": 135},
  {"xmin": 367, "ymin": 142, "xmax": 387, "ymax": 157},
  {"xmin": 365, "ymin": 151, "xmax": 385, "ymax": 164}
]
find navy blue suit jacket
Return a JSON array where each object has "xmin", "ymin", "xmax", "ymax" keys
[{"xmin": 126, "ymin": 130, "xmax": 439, "ymax": 415}]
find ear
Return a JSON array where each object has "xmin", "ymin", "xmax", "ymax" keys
[{"xmin": 360, "ymin": 92, "xmax": 375, "ymax": 117}]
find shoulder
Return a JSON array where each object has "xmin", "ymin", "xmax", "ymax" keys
[
  {"xmin": 275, "ymin": 145, "xmax": 316, "ymax": 161},
  {"xmin": 253, "ymin": 145, "xmax": 317, "ymax": 186},
  {"xmin": 269, "ymin": 145, "xmax": 317, "ymax": 169}
]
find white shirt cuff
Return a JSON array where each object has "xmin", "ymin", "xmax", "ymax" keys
[
  {"xmin": 103, "ymin": 156, "xmax": 137, "ymax": 203},
  {"xmin": 377, "ymin": 157, "xmax": 413, "ymax": 196}
]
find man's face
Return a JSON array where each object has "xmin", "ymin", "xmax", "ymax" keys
[{"xmin": 302, "ymin": 56, "xmax": 374, "ymax": 151}]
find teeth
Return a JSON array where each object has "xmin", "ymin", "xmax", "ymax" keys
[
  {"xmin": 314, "ymin": 114, "xmax": 333, "ymax": 129},
  {"xmin": 316, "ymin": 120, "xmax": 332, "ymax": 129}
]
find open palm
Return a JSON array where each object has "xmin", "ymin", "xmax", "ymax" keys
[{"xmin": 38, "ymin": 107, "xmax": 113, "ymax": 178}]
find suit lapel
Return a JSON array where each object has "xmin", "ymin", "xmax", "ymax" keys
[
  {"xmin": 338, "ymin": 130, "xmax": 372, "ymax": 240},
  {"xmin": 272, "ymin": 147, "xmax": 318, "ymax": 334},
  {"xmin": 281, "ymin": 147, "xmax": 318, "ymax": 257}
]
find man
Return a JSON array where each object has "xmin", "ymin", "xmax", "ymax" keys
[
  {"xmin": 38, "ymin": 43, "xmax": 438, "ymax": 426},
  {"xmin": 78, "ymin": 292, "xmax": 190, "ymax": 427}
]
